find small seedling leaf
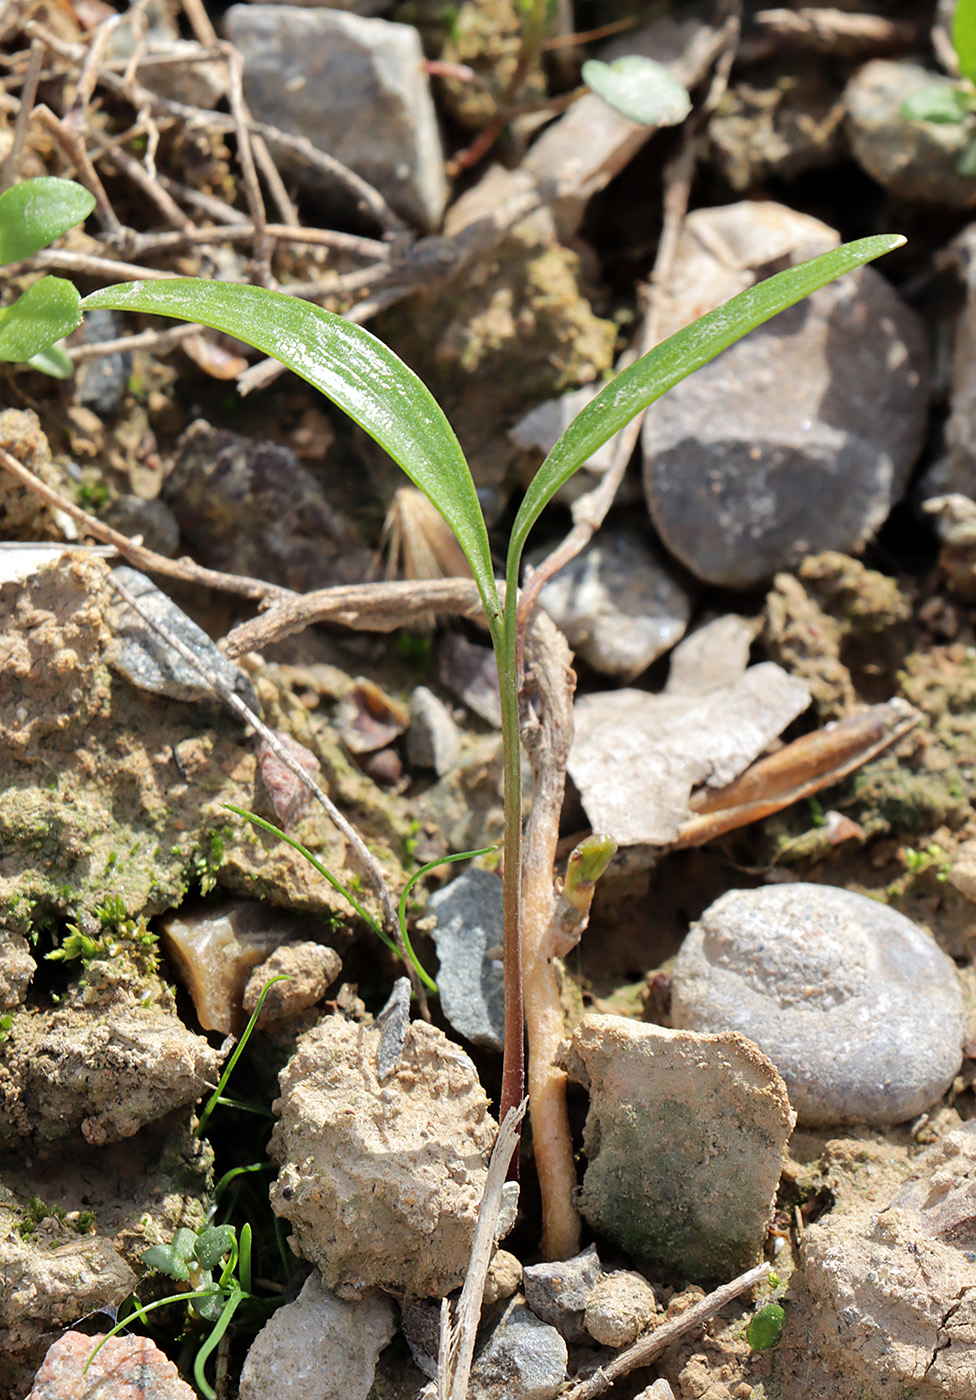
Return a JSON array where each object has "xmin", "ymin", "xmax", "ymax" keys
[
  {"xmin": 954, "ymin": 0, "xmax": 976, "ymax": 86},
  {"xmin": 0, "ymin": 177, "xmax": 95, "ymax": 264},
  {"xmin": 747, "ymin": 1302, "xmax": 785, "ymax": 1351},
  {"xmin": 27, "ymin": 343, "xmax": 74, "ymax": 378},
  {"xmin": 194, "ymin": 1224, "xmax": 237, "ymax": 1270},
  {"xmin": 582, "ymin": 56, "xmax": 691, "ymax": 127},
  {"xmin": 80, "ymin": 280, "xmax": 501, "ymax": 630},
  {"xmin": 0, "ymin": 276, "xmax": 82, "ymax": 363},
  {"xmin": 901, "ymin": 85, "xmax": 970, "ymax": 124},
  {"xmin": 143, "ymin": 1242, "xmax": 191, "ymax": 1280},
  {"xmin": 506, "ymin": 234, "xmax": 905, "ymax": 578}
]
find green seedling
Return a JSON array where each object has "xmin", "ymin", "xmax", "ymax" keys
[
  {"xmin": 223, "ymin": 799, "xmax": 496, "ymax": 995},
  {"xmin": 0, "ymin": 176, "xmax": 94, "ymax": 375},
  {"xmin": 582, "ymin": 54, "xmax": 691, "ymax": 128},
  {"xmin": 902, "ymin": 0, "xmax": 976, "ymax": 173},
  {"xmin": 747, "ymin": 1301, "xmax": 785, "ymax": 1351},
  {"xmin": 80, "ymin": 233, "xmax": 904, "ymax": 1128}
]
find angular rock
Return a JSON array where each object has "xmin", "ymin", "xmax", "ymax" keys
[
  {"xmin": 802, "ymin": 1123, "xmax": 976, "ymax": 1399},
  {"xmin": 469, "ymin": 1297, "xmax": 568, "ymax": 1400},
  {"xmin": 428, "ymin": 868, "xmax": 505, "ymax": 1050},
  {"xmin": 671, "ymin": 883, "xmax": 965, "ymax": 1127},
  {"xmin": 528, "ymin": 527, "xmax": 693, "ymax": 678},
  {"xmin": 108, "ymin": 566, "xmax": 259, "ymax": 709},
  {"xmin": 73, "ymin": 308, "xmax": 132, "ymax": 416},
  {"xmin": 256, "ymin": 729, "xmax": 322, "ymax": 828},
  {"xmin": 640, "ymin": 201, "xmax": 928, "ymax": 588},
  {"xmin": 523, "ymin": 1244, "xmax": 602, "ymax": 1344},
  {"xmin": 407, "ymin": 686, "xmax": 461, "ymax": 776},
  {"xmin": 166, "ymin": 421, "xmax": 364, "ymax": 592},
  {"xmin": 583, "ymin": 1270, "xmax": 657, "ymax": 1348},
  {"xmin": 437, "ymin": 633, "xmax": 501, "ymax": 727},
  {"xmin": 239, "ymin": 1271, "xmax": 395, "ymax": 1400},
  {"xmin": 568, "ymin": 661, "xmax": 810, "ymax": 846},
  {"xmin": 224, "ymin": 6, "xmax": 446, "ymax": 230},
  {"xmin": 269, "ymin": 1016, "xmax": 496, "ymax": 1297},
  {"xmin": 845, "ymin": 59, "xmax": 976, "ymax": 208},
  {"xmin": 561, "ymin": 1014, "xmax": 794, "ymax": 1280},
  {"xmin": 27, "ymin": 1331, "xmax": 195, "ymax": 1400}
]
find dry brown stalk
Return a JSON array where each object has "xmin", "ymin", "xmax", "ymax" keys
[{"xmin": 0, "ymin": 36, "xmax": 41, "ymax": 190}]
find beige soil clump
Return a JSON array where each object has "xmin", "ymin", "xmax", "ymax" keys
[{"xmin": 269, "ymin": 1016, "xmax": 496, "ymax": 1298}]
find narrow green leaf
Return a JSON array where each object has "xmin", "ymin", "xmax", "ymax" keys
[
  {"xmin": 582, "ymin": 56, "xmax": 691, "ymax": 128},
  {"xmin": 507, "ymin": 234, "xmax": 906, "ymax": 583},
  {"xmin": 27, "ymin": 343, "xmax": 74, "ymax": 378},
  {"xmin": 80, "ymin": 280, "xmax": 501, "ymax": 628},
  {"xmin": 0, "ymin": 276, "xmax": 82, "ymax": 362},
  {"xmin": 0, "ymin": 177, "xmax": 96, "ymax": 264},
  {"xmin": 954, "ymin": 0, "xmax": 976, "ymax": 86},
  {"xmin": 901, "ymin": 85, "xmax": 969, "ymax": 124}
]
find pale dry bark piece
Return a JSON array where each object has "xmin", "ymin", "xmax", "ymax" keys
[{"xmin": 568, "ymin": 662, "xmax": 811, "ymax": 847}]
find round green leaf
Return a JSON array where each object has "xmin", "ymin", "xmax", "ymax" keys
[
  {"xmin": 194, "ymin": 1224, "xmax": 237, "ymax": 1270},
  {"xmin": 0, "ymin": 177, "xmax": 96, "ymax": 264},
  {"xmin": 582, "ymin": 56, "xmax": 691, "ymax": 128},
  {"xmin": 747, "ymin": 1302, "xmax": 785, "ymax": 1351},
  {"xmin": 27, "ymin": 343, "xmax": 74, "ymax": 378},
  {"xmin": 0, "ymin": 276, "xmax": 82, "ymax": 363}
]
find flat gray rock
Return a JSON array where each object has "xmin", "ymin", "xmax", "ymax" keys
[
  {"xmin": 224, "ymin": 6, "xmax": 446, "ymax": 229},
  {"xmin": 407, "ymin": 686, "xmax": 461, "ymax": 776},
  {"xmin": 107, "ymin": 566, "xmax": 259, "ymax": 710},
  {"xmin": 671, "ymin": 883, "xmax": 965, "ymax": 1127},
  {"xmin": 528, "ymin": 527, "xmax": 693, "ymax": 678},
  {"xmin": 561, "ymin": 1014, "xmax": 794, "ymax": 1281},
  {"xmin": 641, "ymin": 201, "xmax": 928, "ymax": 589},
  {"xmin": 428, "ymin": 869, "xmax": 505, "ymax": 1050}
]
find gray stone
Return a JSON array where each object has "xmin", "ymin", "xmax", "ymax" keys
[
  {"xmin": 103, "ymin": 496, "xmax": 181, "ymax": 559},
  {"xmin": 428, "ymin": 869, "xmax": 505, "ymax": 1050},
  {"xmin": 845, "ymin": 60, "xmax": 976, "ymax": 208},
  {"xmin": 240, "ymin": 1272, "xmax": 395, "ymax": 1400},
  {"xmin": 528, "ymin": 527, "xmax": 693, "ymax": 678},
  {"xmin": 523, "ymin": 1244, "xmax": 602, "ymax": 1343},
  {"xmin": 469, "ymin": 1298, "xmax": 568, "ymax": 1400},
  {"xmin": 242, "ymin": 0, "xmax": 392, "ymax": 13},
  {"xmin": 640, "ymin": 201, "xmax": 928, "ymax": 589},
  {"xmin": 167, "ymin": 421, "xmax": 364, "ymax": 592},
  {"xmin": 407, "ymin": 686, "xmax": 461, "ymax": 775},
  {"xmin": 583, "ymin": 1269, "xmax": 657, "ymax": 1349},
  {"xmin": 107, "ymin": 566, "xmax": 259, "ymax": 709},
  {"xmin": 374, "ymin": 975, "xmax": 411, "ymax": 1080},
  {"xmin": 437, "ymin": 633, "xmax": 501, "ymax": 728},
  {"xmin": 73, "ymin": 309, "xmax": 131, "ymax": 416},
  {"xmin": 561, "ymin": 1014, "xmax": 794, "ymax": 1281},
  {"xmin": 802, "ymin": 1123, "xmax": 976, "ymax": 1399},
  {"xmin": 671, "ymin": 883, "xmax": 965, "ymax": 1128},
  {"xmin": 223, "ymin": 6, "xmax": 446, "ymax": 230},
  {"xmin": 664, "ymin": 615, "xmax": 756, "ymax": 695}
]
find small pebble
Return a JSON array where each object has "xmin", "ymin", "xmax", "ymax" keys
[
  {"xmin": 523, "ymin": 1244, "xmax": 602, "ymax": 1343},
  {"xmin": 428, "ymin": 869, "xmax": 505, "ymax": 1050},
  {"xmin": 28, "ymin": 1331, "xmax": 196, "ymax": 1399},
  {"xmin": 584, "ymin": 1269, "xmax": 657, "ymax": 1348},
  {"xmin": 243, "ymin": 942, "xmax": 342, "ymax": 1025},
  {"xmin": 671, "ymin": 883, "xmax": 965, "ymax": 1127}
]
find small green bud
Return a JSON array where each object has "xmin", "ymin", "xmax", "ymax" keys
[{"xmin": 747, "ymin": 1302, "xmax": 785, "ymax": 1351}]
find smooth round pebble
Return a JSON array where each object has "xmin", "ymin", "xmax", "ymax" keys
[{"xmin": 671, "ymin": 883, "xmax": 965, "ymax": 1128}]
